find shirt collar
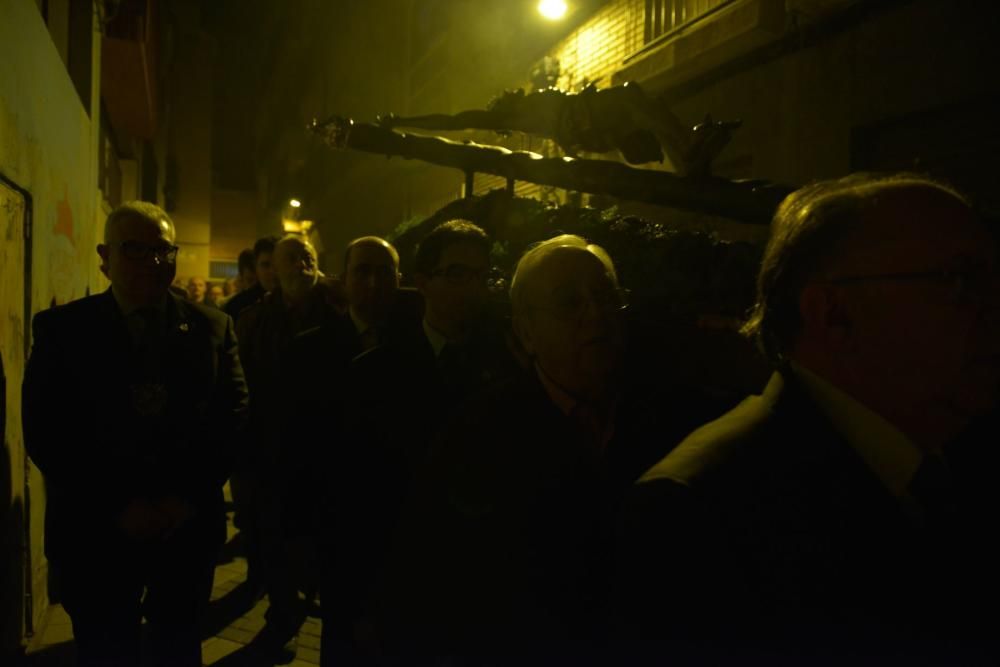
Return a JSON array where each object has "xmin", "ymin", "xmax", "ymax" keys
[
  {"xmin": 790, "ymin": 362, "xmax": 923, "ymax": 498},
  {"xmin": 422, "ymin": 318, "xmax": 449, "ymax": 357},
  {"xmin": 112, "ymin": 287, "xmax": 169, "ymax": 319}
]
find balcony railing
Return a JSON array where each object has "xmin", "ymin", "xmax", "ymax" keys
[{"xmin": 644, "ymin": 0, "xmax": 738, "ymax": 45}]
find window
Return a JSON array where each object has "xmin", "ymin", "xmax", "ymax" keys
[
  {"xmin": 644, "ymin": 0, "xmax": 736, "ymax": 45},
  {"xmin": 210, "ymin": 261, "xmax": 239, "ymax": 281}
]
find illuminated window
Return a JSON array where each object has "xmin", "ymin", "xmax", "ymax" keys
[
  {"xmin": 644, "ymin": 0, "xmax": 736, "ymax": 45},
  {"xmin": 210, "ymin": 261, "xmax": 239, "ymax": 281}
]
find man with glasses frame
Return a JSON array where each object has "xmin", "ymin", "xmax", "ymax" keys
[
  {"xmin": 314, "ymin": 221, "xmax": 516, "ymax": 663},
  {"xmin": 617, "ymin": 173, "xmax": 1000, "ymax": 658},
  {"xmin": 23, "ymin": 201, "xmax": 248, "ymax": 667}
]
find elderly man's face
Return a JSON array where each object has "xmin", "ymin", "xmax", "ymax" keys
[
  {"xmin": 515, "ymin": 246, "xmax": 625, "ymax": 403},
  {"xmin": 98, "ymin": 214, "xmax": 177, "ymax": 307},
  {"xmin": 188, "ymin": 277, "xmax": 206, "ymax": 301},
  {"xmin": 274, "ymin": 239, "xmax": 319, "ymax": 297},
  {"xmin": 345, "ymin": 243, "xmax": 399, "ymax": 327},
  {"xmin": 830, "ymin": 188, "xmax": 1000, "ymax": 441}
]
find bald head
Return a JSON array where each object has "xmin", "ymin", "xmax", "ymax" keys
[
  {"xmin": 510, "ymin": 235, "xmax": 625, "ymax": 404},
  {"xmin": 274, "ymin": 235, "xmax": 319, "ymax": 303},
  {"xmin": 343, "ymin": 236, "xmax": 400, "ymax": 275},
  {"xmin": 510, "ymin": 234, "xmax": 618, "ymax": 318},
  {"xmin": 343, "ymin": 236, "xmax": 400, "ymax": 327}
]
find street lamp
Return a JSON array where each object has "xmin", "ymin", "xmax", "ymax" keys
[
  {"xmin": 538, "ymin": 0, "xmax": 567, "ymax": 21},
  {"xmin": 289, "ymin": 198, "xmax": 302, "ymax": 208}
]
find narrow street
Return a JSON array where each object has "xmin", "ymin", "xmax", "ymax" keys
[{"xmin": 23, "ymin": 484, "xmax": 322, "ymax": 666}]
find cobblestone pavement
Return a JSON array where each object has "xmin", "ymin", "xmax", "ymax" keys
[{"xmin": 24, "ymin": 484, "xmax": 321, "ymax": 666}]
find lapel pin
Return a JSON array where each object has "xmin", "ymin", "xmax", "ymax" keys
[{"xmin": 179, "ymin": 322, "xmax": 190, "ymax": 332}]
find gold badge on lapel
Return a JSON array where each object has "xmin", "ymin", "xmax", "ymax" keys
[{"xmin": 178, "ymin": 322, "xmax": 190, "ymax": 332}]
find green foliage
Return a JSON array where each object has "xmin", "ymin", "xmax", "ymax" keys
[{"xmin": 389, "ymin": 189, "xmax": 763, "ymax": 321}]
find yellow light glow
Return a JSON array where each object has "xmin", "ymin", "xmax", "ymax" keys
[
  {"xmin": 283, "ymin": 220, "xmax": 301, "ymax": 233},
  {"xmin": 538, "ymin": 0, "xmax": 567, "ymax": 20},
  {"xmin": 289, "ymin": 198, "xmax": 302, "ymax": 208}
]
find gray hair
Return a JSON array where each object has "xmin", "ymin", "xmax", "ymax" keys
[
  {"xmin": 276, "ymin": 234, "xmax": 318, "ymax": 258},
  {"xmin": 104, "ymin": 200, "xmax": 174, "ymax": 244},
  {"xmin": 510, "ymin": 234, "xmax": 618, "ymax": 317},
  {"xmin": 742, "ymin": 172, "xmax": 971, "ymax": 365}
]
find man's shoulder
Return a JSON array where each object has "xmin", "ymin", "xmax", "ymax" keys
[
  {"xmin": 291, "ymin": 315, "xmax": 358, "ymax": 361},
  {"xmin": 639, "ymin": 373, "xmax": 788, "ymax": 487},
  {"xmin": 32, "ymin": 292, "xmax": 110, "ymax": 330},
  {"xmin": 180, "ymin": 297, "xmax": 232, "ymax": 331}
]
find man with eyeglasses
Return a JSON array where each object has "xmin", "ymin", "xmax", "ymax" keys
[
  {"xmin": 300, "ymin": 220, "xmax": 511, "ymax": 664},
  {"xmin": 23, "ymin": 200, "xmax": 248, "ymax": 667},
  {"xmin": 617, "ymin": 173, "xmax": 1000, "ymax": 657},
  {"xmin": 355, "ymin": 220, "xmax": 514, "ymax": 404}
]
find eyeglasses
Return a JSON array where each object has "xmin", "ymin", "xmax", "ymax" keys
[
  {"xmin": 120, "ymin": 241, "xmax": 179, "ymax": 263},
  {"xmin": 351, "ymin": 264, "xmax": 396, "ymax": 280},
  {"xmin": 533, "ymin": 286, "xmax": 631, "ymax": 322},
  {"xmin": 430, "ymin": 263, "xmax": 490, "ymax": 285},
  {"xmin": 826, "ymin": 267, "xmax": 1000, "ymax": 305}
]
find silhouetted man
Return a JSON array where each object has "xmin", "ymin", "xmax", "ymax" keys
[
  {"xmin": 381, "ymin": 234, "xmax": 704, "ymax": 659},
  {"xmin": 224, "ymin": 236, "xmax": 279, "ymax": 324},
  {"xmin": 322, "ymin": 221, "xmax": 517, "ymax": 661},
  {"xmin": 617, "ymin": 174, "xmax": 1000, "ymax": 659},
  {"xmin": 236, "ymin": 235, "xmax": 341, "ymax": 662},
  {"xmin": 283, "ymin": 235, "xmax": 423, "ymax": 666},
  {"xmin": 23, "ymin": 201, "xmax": 248, "ymax": 667}
]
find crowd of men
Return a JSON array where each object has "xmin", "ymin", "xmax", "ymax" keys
[{"xmin": 21, "ymin": 171, "xmax": 1000, "ymax": 666}]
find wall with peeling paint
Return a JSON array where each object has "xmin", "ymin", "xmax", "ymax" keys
[{"xmin": 0, "ymin": 0, "xmax": 103, "ymax": 652}]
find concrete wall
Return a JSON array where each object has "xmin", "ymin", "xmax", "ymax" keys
[
  {"xmin": 664, "ymin": 0, "xmax": 1000, "ymax": 193},
  {"xmin": 0, "ymin": 0, "xmax": 103, "ymax": 651},
  {"xmin": 167, "ymin": 7, "xmax": 215, "ymax": 281},
  {"xmin": 210, "ymin": 188, "xmax": 258, "ymax": 262}
]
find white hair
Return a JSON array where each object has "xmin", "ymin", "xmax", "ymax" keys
[{"xmin": 509, "ymin": 234, "xmax": 618, "ymax": 316}]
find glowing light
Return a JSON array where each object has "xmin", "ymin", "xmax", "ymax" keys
[
  {"xmin": 289, "ymin": 198, "xmax": 302, "ymax": 208},
  {"xmin": 538, "ymin": 0, "xmax": 567, "ymax": 21}
]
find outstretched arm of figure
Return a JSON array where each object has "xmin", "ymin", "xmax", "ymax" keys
[{"xmin": 378, "ymin": 110, "xmax": 513, "ymax": 132}]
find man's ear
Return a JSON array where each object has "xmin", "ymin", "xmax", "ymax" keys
[
  {"xmin": 97, "ymin": 244, "xmax": 111, "ymax": 279},
  {"xmin": 512, "ymin": 314, "xmax": 535, "ymax": 357},
  {"xmin": 799, "ymin": 283, "xmax": 851, "ymax": 349}
]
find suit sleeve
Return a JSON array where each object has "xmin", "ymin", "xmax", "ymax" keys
[
  {"xmin": 203, "ymin": 313, "xmax": 249, "ymax": 492},
  {"xmin": 613, "ymin": 477, "xmax": 733, "ymax": 642}
]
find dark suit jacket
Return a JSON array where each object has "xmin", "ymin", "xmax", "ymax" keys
[
  {"xmin": 281, "ymin": 288, "xmax": 426, "ymax": 536},
  {"xmin": 377, "ymin": 367, "xmax": 717, "ymax": 655},
  {"xmin": 222, "ymin": 282, "xmax": 264, "ymax": 323},
  {"xmin": 616, "ymin": 371, "xmax": 999, "ymax": 655},
  {"xmin": 22, "ymin": 289, "xmax": 249, "ymax": 564}
]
